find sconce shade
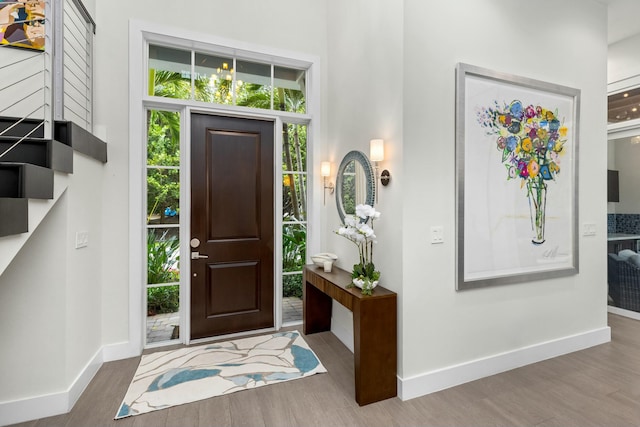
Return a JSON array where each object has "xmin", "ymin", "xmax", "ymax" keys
[
  {"xmin": 370, "ymin": 139, "xmax": 384, "ymax": 162},
  {"xmin": 321, "ymin": 161, "xmax": 331, "ymax": 177}
]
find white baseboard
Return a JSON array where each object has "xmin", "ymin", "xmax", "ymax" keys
[
  {"xmin": 102, "ymin": 340, "xmax": 140, "ymax": 362},
  {"xmin": 0, "ymin": 348, "xmax": 104, "ymax": 426},
  {"xmin": 0, "ymin": 391, "xmax": 68, "ymax": 427},
  {"xmin": 67, "ymin": 348, "xmax": 104, "ymax": 411},
  {"xmin": 398, "ymin": 326, "xmax": 611, "ymax": 401},
  {"xmin": 608, "ymin": 305, "xmax": 640, "ymax": 321}
]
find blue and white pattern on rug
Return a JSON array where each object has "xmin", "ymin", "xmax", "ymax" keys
[{"xmin": 115, "ymin": 331, "xmax": 326, "ymax": 419}]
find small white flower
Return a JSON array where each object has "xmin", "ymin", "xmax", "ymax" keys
[
  {"xmin": 356, "ymin": 204, "xmax": 375, "ymax": 219},
  {"xmin": 357, "ymin": 223, "xmax": 375, "ymax": 238}
]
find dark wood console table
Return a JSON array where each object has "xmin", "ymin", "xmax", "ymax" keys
[{"xmin": 303, "ymin": 264, "xmax": 397, "ymax": 405}]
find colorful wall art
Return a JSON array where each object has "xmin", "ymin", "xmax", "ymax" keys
[
  {"xmin": 455, "ymin": 63, "xmax": 580, "ymax": 290},
  {"xmin": 0, "ymin": 1, "xmax": 45, "ymax": 50}
]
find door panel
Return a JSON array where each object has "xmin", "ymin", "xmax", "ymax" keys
[
  {"xmin": 191, "ymin": 114, "xmax": 274, "ymax": 339},
  {"xmin": 207, "ymin": 131, "xmax": 260, "ymax": 240},
  {"xmin": 207, "ymin": 261, "xmax": 259, "ymax": 316}
]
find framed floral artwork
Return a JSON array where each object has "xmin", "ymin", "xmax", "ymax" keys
[
  {"xmin": 455, "ymin": 63, "xmax": 580, "ymax": 290},
  {"xmin": 0, "ymin": 0, "xmax": 45, "ymax": 51}
]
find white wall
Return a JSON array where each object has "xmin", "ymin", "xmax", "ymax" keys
[
  {"xmin": 400, "ymin": 0, "xmax": 608, "ymax": 385},
  {"xmin": 64, "ymin": 154, "xmax": 104, "ymax": 386},
  {"xmin": 0, "ymin": 195, "xmax": 67, "ymax": 401},
  {"xmin": 608, "ymin": 33, "xmax": 640, "ymax": 85},
  {"xmin": 326, "ymin": 0, "xmax": 608, "ymax": 393},
  {"xmin": 0, "ymin": 152, "xmax": 104, "ymax": 418},
  {"xmin": 324, "ymin": 0, "xmax": 404, "ymax": 360}
]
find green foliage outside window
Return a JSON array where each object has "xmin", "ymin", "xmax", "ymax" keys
[
  {"xmin": 147, "ymin": 285, "xmax": 179, "ymax": 315},
  {"xmin": 283, "ymin": 220, "xmax": 306, "ymax": 298},
  {"xmin": 147, "ymin": 229, "xmax": 180, "ymax": 285},
  {"xmin": 283, "ymin": 221, "xmax": 306, "ymax": 273},
  {"xmin": 283, "ymin": 275, "xmax": 302, "ymax": 299},
  {"xmin": 147, "ymin": 108, "xmax": 180, "ymax": 221},
  {"xmin": 147, "ymin": 229, "xmax": 180, "ymax": 315}
]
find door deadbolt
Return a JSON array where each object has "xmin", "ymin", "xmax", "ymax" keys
[{"xmin": 190, "ymin": 238, "xmax": 200, "ymax": 248}]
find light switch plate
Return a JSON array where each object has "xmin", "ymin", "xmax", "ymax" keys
[
  {"xmin": 431, "ymin": 226, "xmax": 444, "ymax": 244},
  {"xmin": 583, "ymin": 223, "xmax": 596, "ymax": 237},
  {"xmin": 75, "ymin": 231, "xmax": 89, "ymax": 248}
]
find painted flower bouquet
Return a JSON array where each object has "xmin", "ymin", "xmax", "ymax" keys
[
  {"xmin": 336, "ymin": 204, "xmax": 381, "ymax": 295},
  {"xmin": 477, "ymin": 100, "xmax": 568, "ymax": 244}
]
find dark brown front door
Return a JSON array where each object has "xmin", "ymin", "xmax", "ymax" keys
[{"xmin": 190, "ymin": 114, "xmax": 274, "ymax": 339}]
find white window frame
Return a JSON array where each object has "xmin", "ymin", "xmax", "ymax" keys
[{"xmin": 129, "ymin": 20, "xmax": 321, "ymax": 352}]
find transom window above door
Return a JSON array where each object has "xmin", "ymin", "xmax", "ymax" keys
[{"xmin": 148, "ymin": 45, "xmax": 306, "ymax": 114}]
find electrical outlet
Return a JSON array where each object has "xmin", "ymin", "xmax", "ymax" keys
[
  {"xmin": 583, "ymin": 223, "xmax": 596, "ymax": 237},
  {"xmin": 431, "ymin": 226, "xmax": 444, "ymax": 244},
  {"xmin": 75, "ymin": 231, "xmax": 89, "ymax": 249}
]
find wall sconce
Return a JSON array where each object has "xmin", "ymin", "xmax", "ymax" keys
[
  {"xmin": 370, "ymin": 139, "xmax": 391, "ymax": 203},
  {"xmin": 321, "ymin": 161, "xmax": 334, "ymax": 205}
]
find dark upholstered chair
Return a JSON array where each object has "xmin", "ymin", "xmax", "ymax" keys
[{"xmin": 608, "ymin": 253, "xmax": 640, "ymax": 312}]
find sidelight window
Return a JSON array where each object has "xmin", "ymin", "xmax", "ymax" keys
[
  {"xmin": 282, "ymin": 122, "xmax": 307, "ymax": 323},
  {"xmin": 146, "ymin": 109, "xmax": 181, "ymax": 344}
]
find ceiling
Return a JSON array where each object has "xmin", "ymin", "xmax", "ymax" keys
[{"xmin": 605, "ymin": 0, "xmax": 640, "ymax": 44}]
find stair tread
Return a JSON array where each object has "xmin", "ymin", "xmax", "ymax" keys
[{"xmin": 0, "ymin": 161, "xmax": 54, "ymax": 199}]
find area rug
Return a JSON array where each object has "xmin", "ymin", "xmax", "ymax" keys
[{"xmin": 115, "ymin": 330, "xmax": 326, "ymax": 419}]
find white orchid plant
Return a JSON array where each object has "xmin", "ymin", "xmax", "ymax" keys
[{"xmin": 336, "ymin": 204, "xmax": 381, "ymax": 295}]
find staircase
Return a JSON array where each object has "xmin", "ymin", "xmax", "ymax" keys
[
  {"xmin": 0, "ymin": 116, "xmax": 107, "ymax": 236},
  {"xmin": 0, "ymin": 0, "xmax": 103, "ymax": 275},
  {"xmin": 0, "ymin": 116, "xmax": 107, "ymax": 276}
]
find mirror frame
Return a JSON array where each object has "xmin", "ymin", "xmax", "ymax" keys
[{"xmin": 335, "ymin": 150, "xmax": 375, "ymax": 223}]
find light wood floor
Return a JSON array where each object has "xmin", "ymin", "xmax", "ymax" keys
[{"xmin": 10, "ymin": 314, "xmax": 640, "ymax": 427}]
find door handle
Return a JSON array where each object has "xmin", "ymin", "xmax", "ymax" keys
[{"xmin": 191, "ymin": 251, "xmax": 209, "ymax": 260}]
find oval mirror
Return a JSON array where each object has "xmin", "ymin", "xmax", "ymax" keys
[{"xmin": 335, "ymin": 150, "xmax": 375, "ymax": 223}]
